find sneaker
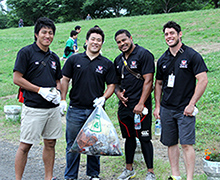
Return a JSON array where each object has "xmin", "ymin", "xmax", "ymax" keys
[
  {"xmin": 117, "ymin": 168, "xmax": 136, "ymax": 180},
  {"xmin": 90, "ymin": 175, "xmax": 100, "ymax": 180},
  {"xmin": 168, "ymin": 176, "xmax": 182, "ymax": 180},
  {"xmin": 145, "ymin": 172, "xmax": 156, "ymax": 180},
  {"xmin": 51, "ymin": 178, "xmax": 57, "ymax": 180}
]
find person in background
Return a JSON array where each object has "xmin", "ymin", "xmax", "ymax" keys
[
  {"xmin": 114, "ymin": 29, "xmax": 156, "ymax": 180},
  {"xmin": 74, "ymin": 25, "xmax": 81, "ymax": 51},
  {"xmin": 13, "ymin": 17, "xmax": 62, "ymax": 180},
  {"xmin": 61, "ymin": 30, "xmax": 78, "ymax": 61},
  {"xmin": 153, "ymin": 21, "xmax": 208, "ymax": 180},
  {"xmin": 18, "ymin": 18, "xmax": 24, "ymax": 28},
  {"xmin": 60, "ymin": 27, "xmax": 118, "ymax": 180},
  {"xmin": 86, "ymin": 14, "xmax": 92, "ymax": 20}
]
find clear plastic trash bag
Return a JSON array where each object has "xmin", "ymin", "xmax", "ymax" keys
[{"xmin": 70, "ymin": 106, "xmax": 123, "ymax": 156}]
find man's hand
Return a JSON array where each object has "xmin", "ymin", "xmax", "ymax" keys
[
  {"xmin": 153, "ymin": 107, "xmax": 160, "ymax": 119},
  {"xmin": 184, "ymin": 104, "xmax": 198, "ymax": 116},
  {"xmin": 52, "ymin": 89, "xmax": 61, "ymax": 105},
  {"xmin": 38, "ymin": 87, "xmax": 57, "ymax": 101},
  {"xmin": 93, "ymin": 97, "xmax": 106, "ymax": 107},
  {"xmin": 116, "ymin": 89, "xmax": 128, "ymax": 107},
  {"xmin": 60, "ymin": 100, "xmax": 67, "ymax": 116},
  {"xmin": 133, "ymin": 103, "xmax": 144, "ymax": 115}
]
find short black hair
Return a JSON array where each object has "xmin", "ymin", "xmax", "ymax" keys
[
  {"xmin": 114, "ymin": 29, "xmax": 131, "ymax": 40},
  {"xmin": 94, "ymin": 25, "xmax": 100, "ymax": 28},
  {"xmin": 163, "ymin": 21, "xmax": 181, "ymax": 33},
  {"xmin": 70, "ymin": 30, "xmax": 78, "ymax": 37},
  {"xmin": 34, "ymin": 17, "xmax": 56, "ymax": 41},
  {"xmin": 75, "ymin": 25, "xmax": 81, "ymax": 30},
  {"xmin": 86, "ymin": 27, "xmax": 105, "ymax": 42}
]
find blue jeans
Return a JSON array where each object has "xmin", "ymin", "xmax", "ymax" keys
[{"xmin": 64, "ymin": 106, "xmax": 100, "ymax": 179}]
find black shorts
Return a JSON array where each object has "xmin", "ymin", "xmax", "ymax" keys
[
  {"xmin": 160, "ymin": 106, "xmax": 196, "ymax": 146},
  {"xmin": 117, "ymin": 104, "xmax": 152, "ymax": 141}
]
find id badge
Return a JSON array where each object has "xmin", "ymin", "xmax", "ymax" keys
[{"xmin": 167, "ymin": 73, "xmax": 175, "ymax": 87}]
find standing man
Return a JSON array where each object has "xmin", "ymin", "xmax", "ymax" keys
[
  {"xmin": 153, "ymin": 21, "xmax": 208, "ymax": 180},
  {"xmin": 114, "ymin": 29, "xmax": 156, "ymax": 180},
  {"xmin": 74, "ymin": 25, "xmax": 81, "ymax": 51},
  {"xmin": 60, "ymin": 27, "xmax": 118, "ymax": 180},
  {"xmin": 13, "ymin": 17, "xmax": 62, "ymax": 180}
]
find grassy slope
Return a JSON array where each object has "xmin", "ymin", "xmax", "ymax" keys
[{"xmin": 0, "ymin": 9, "xmax": 219, "ymax": 179}]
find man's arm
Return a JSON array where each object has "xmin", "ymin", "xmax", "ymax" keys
[
  {"xmin": 56, "ymin": 80, "xmax": 61, "ymax": 91},
  {"xmin": 184, "ymin": 71, "xmax": 208, "ymax": 116},
  {"xmin": 153, "ymin": 79, "xmax": 163, "ymax": 119},
  {"xmin": 133, "ymin": 73, "xmax": 154, "ymax": 114},
  {"xmin": 13, "ymin": 71, "xmax": 39, "ymax": 92},
  {"xmin": 103, "ymin": 84, "xmax": 115, "ymax": 100},
  {"xmin": 60, "ymin": 76, "xmax": 71, "ymax": 100}
]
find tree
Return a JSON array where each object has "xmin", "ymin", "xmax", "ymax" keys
[
  {"xmin": 82, "ymin": 0, "xmax": 128, "ymax": 18},
  {"xmin": 6, "ymin": 0, "xmax": 63, "ymax": 26},
  {"xmin": 210, "ymin": 0, "xmax": 219, "ymax": 8}
]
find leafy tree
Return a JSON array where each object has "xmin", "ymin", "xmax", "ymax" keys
[
  {"xmin": 7, "ymin": 0, "xmax": 63, "ymax": 26},
  {"xmin": 59, "ymin": 0, "xmax": 85, "ymax": 21},
  {"xmin": 82, "ymin": 0, "xmax": 128, "ymax": 18}
]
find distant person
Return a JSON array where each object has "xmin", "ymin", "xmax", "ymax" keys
[
  {"xmin": 13, "ymin": 17, "xmax": 62, "ymax": 180},
  {"xmin": 94, "ymin": 25, "xmax": 100, "ymax": 29},
  {"xmin": 18, "ymin": 19, "xmax": 23, "ymax": 28},
  {"xmin": 86, "ymin": 14, "xmax": 92, "ymax": 20},
  {"xmin": 60, "ymin": 27, "xmax": 118, "ymax": 180},
  {"xmin": 114, "ymin": 29, "xmax": 156, "ymax": 180},
  {"xmin": 153, "ymin": 21, "xmax": 208, "ymax": 180},
  {"xmin": 61, "ymin": 30, "xmax": 78, "ymax": 61},
  {"xmin": 74, "ymin": 25, "xmax": 81, "ymax": 51}
]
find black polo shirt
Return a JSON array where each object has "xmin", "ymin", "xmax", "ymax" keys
[
  {"xmin": 156, "ymin": 44, "xmax": 208, "ymax": 110},
  {"xmin": 13, "ymin": 42, "xmax": 62, "ymax": 108},
  {"xmin": 114, "ymin": 44, "xmax": 155, "ymax": 108},
  {"xmin": 62, "ymin": 52, "xmax": 118, "ymax": 109}
]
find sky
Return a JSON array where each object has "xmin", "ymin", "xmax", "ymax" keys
[{"xmin": 1, "ymin": 0, "xmax": 7, "ymax": 10}]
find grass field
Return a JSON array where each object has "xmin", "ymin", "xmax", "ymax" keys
[{"xmin": 0, "ymin": 8, "xmax": 219, "ymax": 179}]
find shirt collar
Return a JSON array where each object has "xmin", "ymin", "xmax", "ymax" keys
[{"xmin": 32, "ymin": 42, "xmax": 51, "ymax": 55}]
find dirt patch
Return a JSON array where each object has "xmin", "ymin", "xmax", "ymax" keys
[{"xmin": 191, "ymin": 42, "xmax": 220, "ymax": 55}]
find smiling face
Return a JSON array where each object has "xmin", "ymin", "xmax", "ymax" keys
[
  {"xmin": 35, "ymin": 27, "xmax": 54, "ymax": 51},
  {"xmin": 164, "ymin": 27, "xmax": 182, "ymax": 48},
  {"xmin": 115, "ymin": 33, "xmax": 134, "ymax": 54},
  {"xmin": 86, "ymin": 33, "xmax": 103, "ymax": 54}
]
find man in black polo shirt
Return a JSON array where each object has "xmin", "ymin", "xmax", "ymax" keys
[
  {"xmin": 13, "ymin": 17, "xmax": 62, "ymax": 180},
  {"xmin": 114, "ymin": 29, "xmax": 155, "ymax": 180},
  {"xmin": 60, "ymin": 27, "xmax": 117, "ymax": 180},
  {"xmin": 153, "ymin": 21, "xmax": 208, "ymax": 180}
]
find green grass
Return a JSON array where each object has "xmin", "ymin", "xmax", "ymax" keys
[{"xmin": 0, "ymin": 8, "xmax": 220, "ymax": 179}]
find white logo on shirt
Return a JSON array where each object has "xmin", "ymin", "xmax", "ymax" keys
[
  {"xmin": 141, "ymin": 130, "xmax": 149, "ymax": 137},
  {"xmin": 180, "ymin": 60, "xmax": 188, "ymax": 68},
  {"xmin": 96, "ymin": 66, "xmax": 103, "ymax": 74}
]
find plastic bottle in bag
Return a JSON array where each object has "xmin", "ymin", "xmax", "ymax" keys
[{"xmin": 155, "ymin": 119, "xmax": 161, "ymax": 135}]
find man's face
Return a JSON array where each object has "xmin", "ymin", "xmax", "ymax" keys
[
  {"xmin": 164, "ymin": 28, "xmax": 182, "ymax": 48},
  {"xmin": 86, "ymin": 33, "xmax": 103, "ymax": 54},
  {"xmin": 35, "ymin": 27, "xmax": 54, "ymax": 49},
  {"xmin": 115, "ymin": 33, "xmax": 133, "ymax": 53},
  {"xmin": 76, "ymin": 28, "xmax": 81, "ymax": 33}
]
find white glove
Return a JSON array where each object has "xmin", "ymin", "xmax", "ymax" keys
[
  {"xmin": 52, "ymin": 89, "xmax": 61, "ymax": 105},
  {"xmin": 60, "ymin": 100, "xmax": 67, "ymax": 116},
  {"xmin": 142, "ymin": 107, "xmax": 148, "ymax": 115},
  {"xmin": 192, "ymin": 107, "xmax": 199, "ymax": 116},
  {"xmin": 38, "ymin": 87, "xmax": 57, "ymax": 102},
  {"xmin": 93, "ymin": 97, "xmax": 106, "ymax": 107}
]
